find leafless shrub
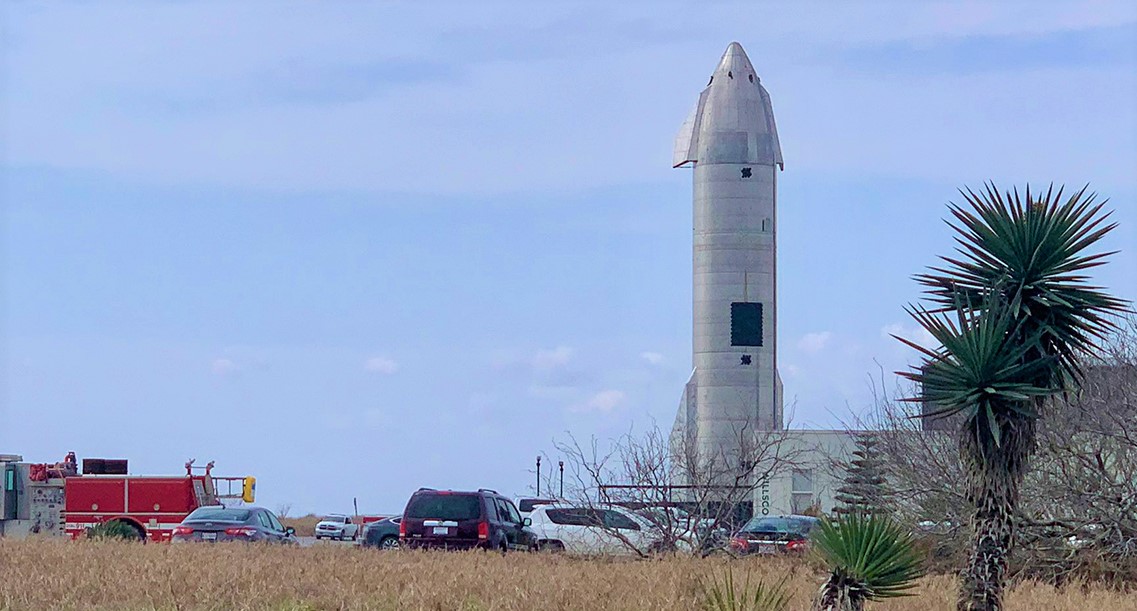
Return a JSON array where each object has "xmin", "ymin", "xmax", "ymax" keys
[
  {"xmin": 549, "ymin": 418, "xmax": 804, "ymax": 556},
  {"xmin": 866, "ymin": 315, "xmax": 1137, "ymax": 584}
]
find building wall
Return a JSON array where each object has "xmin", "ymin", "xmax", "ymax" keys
[{"xmin": 755, "ymin": 430, "xmax": 859, "ymax": 517}]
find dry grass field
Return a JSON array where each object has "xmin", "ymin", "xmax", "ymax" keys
[
  {"xmin": 279, "ymin": 515, "xmax": 322, "ymax": 537},
  {"xmin": 1, "ymin": 539, "xmax": 1134, "ymax": 611}
]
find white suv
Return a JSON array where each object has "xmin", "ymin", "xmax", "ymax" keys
[
  {"xmin": 526, "ymin": 505, "xmax": 669, "ymax": 556},
  {"xmin": 314, "ymin": 514, "xmax": 358, "ymax": 541}
]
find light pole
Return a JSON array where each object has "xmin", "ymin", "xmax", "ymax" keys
[
  {"xmin": 559, "ymin": 460, "xmax": 564, "ymax": 498},
  {"xmin": 536, "ymin": 456, "xmax": 541, "ymax": 496}
]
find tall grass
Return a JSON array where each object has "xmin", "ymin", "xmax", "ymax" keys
[
  {"xmin": 699, "ymin": 568, "xmax": 791, "ymax": 611},
  {"xmin": 0, "ymin": 539, "xmax": 1134, "ymax": 610},
  {"xmin": 279, "ymin": 514, "xmax": 322, "ymax": 537}
]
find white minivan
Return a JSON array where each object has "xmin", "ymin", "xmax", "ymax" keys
[{"xmin": 525, "ymin": 505, "xmax": 662, "ymax": 555}]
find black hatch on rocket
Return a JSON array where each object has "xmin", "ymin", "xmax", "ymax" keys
[{"xmin": 730, "ymin": 302, "xmax": 763, "ymax": 347}]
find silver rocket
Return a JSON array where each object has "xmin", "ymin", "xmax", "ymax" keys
[{"xmin": 671, "ymin": 42, "xmax": 783, "ymax": 467}]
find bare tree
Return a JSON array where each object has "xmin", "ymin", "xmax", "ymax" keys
[
  {"xmin": 548, "ymin": 417, "xmax": 803, "ymax": 557},
  {"xmin": 868, "ymin": 315, "xmax": 1137, "ymax": 582},
  {"xmin": 1017, "ymin": 315, "xmax": 1137, "ymax": 582}
]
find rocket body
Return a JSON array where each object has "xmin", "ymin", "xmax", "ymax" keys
[{"xmin": 672, "ymin": 43, "xmax": 783, "ymax": 467}]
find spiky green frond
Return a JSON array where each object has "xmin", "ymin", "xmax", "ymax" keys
[
  {"xmin": 700, "ymin": 568, "xmax": 791, "ymax": 611},
  {"xmin": 914, "ymin": 183, "xmax": 1129, "ymax": 386},
  {"xmin": 811, "ymin": 513, "xmax": 924, "ymax": 601},
  {"xmin": 897, "ymin": 296, "xmax": 1058, "ymax": 446}
]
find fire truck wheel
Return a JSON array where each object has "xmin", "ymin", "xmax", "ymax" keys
[{"xmin": 109, "ymin": 520, "xmax": 146, "ymax": 543}]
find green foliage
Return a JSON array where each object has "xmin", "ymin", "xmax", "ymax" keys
[
  {"xmin": 900, "ymin": 183, "xmax": 1127, "ymax": 449},
  {"xmin": 833, "ymin": 434, "xmax": 892, "ymax": 517},
  {"xmin": 699, "ymin": 568, "xmax": 791, "ymax": 611},
  {"xmin": 894, "ymin": 183, "xmax": 1126, "ymax": 610},
  {"xmin": 914, "ymin": 184, "xmax": 1127, "ymax": 386},
  {"xmin": 899, "ymin": 294, "xmax": 1058, "ymax": 448},
  {"xmin": 86, "ymin": 520, "xmax": 142, "ymax": 541},
  {"xmin": 811, "ymin": 513, "xmax": 924, "ymax": 602}
]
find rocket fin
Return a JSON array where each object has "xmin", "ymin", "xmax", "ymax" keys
[
  {"xmin": 669, "ymin": 368, "xmax": 699, "ymax": 452},
  {"xmin": 758, "ymin": 85, "xmax": 784, "ymax": 170},
  {"xmin": 672, "ymin": 90, "xmax": 708, "ymax": 168},
  {"xmin": 775, "ymin": 367, "xmax": 784, "ymax": 429}
]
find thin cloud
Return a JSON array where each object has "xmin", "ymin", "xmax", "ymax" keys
[
  {"xmin": 881, "ymin": 323, "xmax": 937, "ymax": 350},
  {"xmin": 211, "ymin": 358, "xmax": 238, "ymax": 376},
  {"xmin": 797, "ymin": 332, "xmax": 833, "ymax": 354},
  {"xmin": 571, "ymin": 389, "xmax": 626, "ymax": 413},
  {"xmin": 640, "ymin": 351, "xmax": 665, "ymax": 365},
  {"xmin": 364, "ymin": 356, "xmax": 399, "ymax": 374},
  {"xmin": 532, "ymin": 346, "xmax": 573, "ymax": 371}
]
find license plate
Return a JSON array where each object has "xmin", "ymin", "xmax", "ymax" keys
[
  {"xmin": 757, "ymin": 542, "xmax": 776, "ymax": 554},
  {"xmin": 202, "ymin": 532, "xmax": 217, "ymax": 541},
  {"xmin": 432, "ymin": 527, "xmax": 449, "ymax": 535}
]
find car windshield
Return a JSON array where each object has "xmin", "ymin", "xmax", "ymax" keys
[
  {"xmin": 740, "ymin": 517, "xmax": 815, "ymax": 534},
  {"xmin": 641, "ymin": 507, "xmax": 692, "ymax": 521},
  {"xmin": 518, "ymin": 499, "xmax": 555, "ymax": 512},
  {"xmin": 185, "ymin": 508, "xmax": 251, "ymax": 522},
  {"xmin": 405, "ymin": 494, "xmax": 481, "ymax": 520},
  {"xmin": 322, "ymin": 516, "xmax": 346, "ymax": 523}
]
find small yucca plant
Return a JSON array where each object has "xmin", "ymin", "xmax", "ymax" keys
[
  {"xmin": 86, "ymin": 520, "xmax": 142, "ymax": 541},
  {"xmin": 700, "ymin": 568, "xmax": 791, "ymax": 611},
  {"xmin": 810, "ymin": 513, "xmax": 923, "ymax": 611}
]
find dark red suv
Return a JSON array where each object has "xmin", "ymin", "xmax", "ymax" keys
[{"xmin": 399, "ymin": 488, "xmax": 537, "ymax": 552}]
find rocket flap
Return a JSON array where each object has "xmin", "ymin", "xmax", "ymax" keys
[
  {"xmin": 758, "ymin": 86, "xmax": 784, "ymax": 170},
  {"xmin": 673, "ymin": 90, "xmax": 708, "ymax": 168}
]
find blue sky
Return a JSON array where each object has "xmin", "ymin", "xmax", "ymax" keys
[{"xmin": 2, "ymin": 2, "xmax": 1135, "ymax": 515}]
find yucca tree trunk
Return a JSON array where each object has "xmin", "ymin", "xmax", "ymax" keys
[
  {"xmin": 957, "ymin": 417, "xmax": 1035, "ymax": 611},
  {"xmin": 813, "ymin": 575, "xmax": 865, "ymax": 611}
]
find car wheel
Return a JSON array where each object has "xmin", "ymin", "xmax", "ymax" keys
[
  {"xmin": 499, "ymin": 542, "xmax": 508, "ymax": 555},
  {"xmin": 350, "ymin": 532, "xmax": 357, "ymax": 541},
  {"xmin": 538, "ymin": 540, "xmax": 565, "ymax": 553},
  {"xmin": 315, "ymin": 535, "xmax": 322, "ymax": 540},
  {"xmin": 378, "ymin": 536, "xmax": 399, "ymax": 550},
  {"xmin": 703, "ymin": 545, "xmax": 741, "ymax": 559}
]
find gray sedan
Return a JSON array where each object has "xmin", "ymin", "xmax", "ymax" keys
[{"xmin": 171, "ymin": 506, "xmax": 297, "ymax": 544}]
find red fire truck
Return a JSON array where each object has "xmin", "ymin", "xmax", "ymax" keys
[
  {"xmin": 65, "ymin": 458, "xmax": 256, "ymax": 542},
  {"xmin": 1, "ymin": 452, "xmax": 254, "ymax": 542}
]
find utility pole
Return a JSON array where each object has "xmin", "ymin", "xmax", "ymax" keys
[
  {"xmin": 559, "ymin": 460, "xmax": 564, "ymax": 498},
  {"xmin": 536, "ymin": 456, "xmax": 542, "ymax": 496}
]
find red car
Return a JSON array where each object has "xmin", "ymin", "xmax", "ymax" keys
[{"xmin": 729, "ymin": 515, "xmax": 819, "ymax": 555}]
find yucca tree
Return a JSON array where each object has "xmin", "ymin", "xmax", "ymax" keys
[
  {"xmin": 700, "ymin": 569, "xmax": 791, "ymax": 611},
  {"xmin": 899, "ymin": 184, "xmax": 1127, "ymax": 610},
  {"xmin": 811, "ymin": 513, "xmax": 924, "ymax": 611}
]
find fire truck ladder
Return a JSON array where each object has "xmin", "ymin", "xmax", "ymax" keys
[{"xmin": 185, "ymin": 459, "xmax": 248, "ymax": 506}]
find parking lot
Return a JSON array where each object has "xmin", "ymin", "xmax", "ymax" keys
[{"xmin": 294, "ymin": 536, "xmax": 360, "ymax": 548}]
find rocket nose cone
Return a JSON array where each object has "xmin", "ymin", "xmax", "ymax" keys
[{"xmin": 715, "ymin": 42, "xmax": 756, "ymax": 80}]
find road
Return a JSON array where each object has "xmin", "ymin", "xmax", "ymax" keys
[{"xmin": 295, "ymin": 536, "xmax": 361, "ymax": 548}]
